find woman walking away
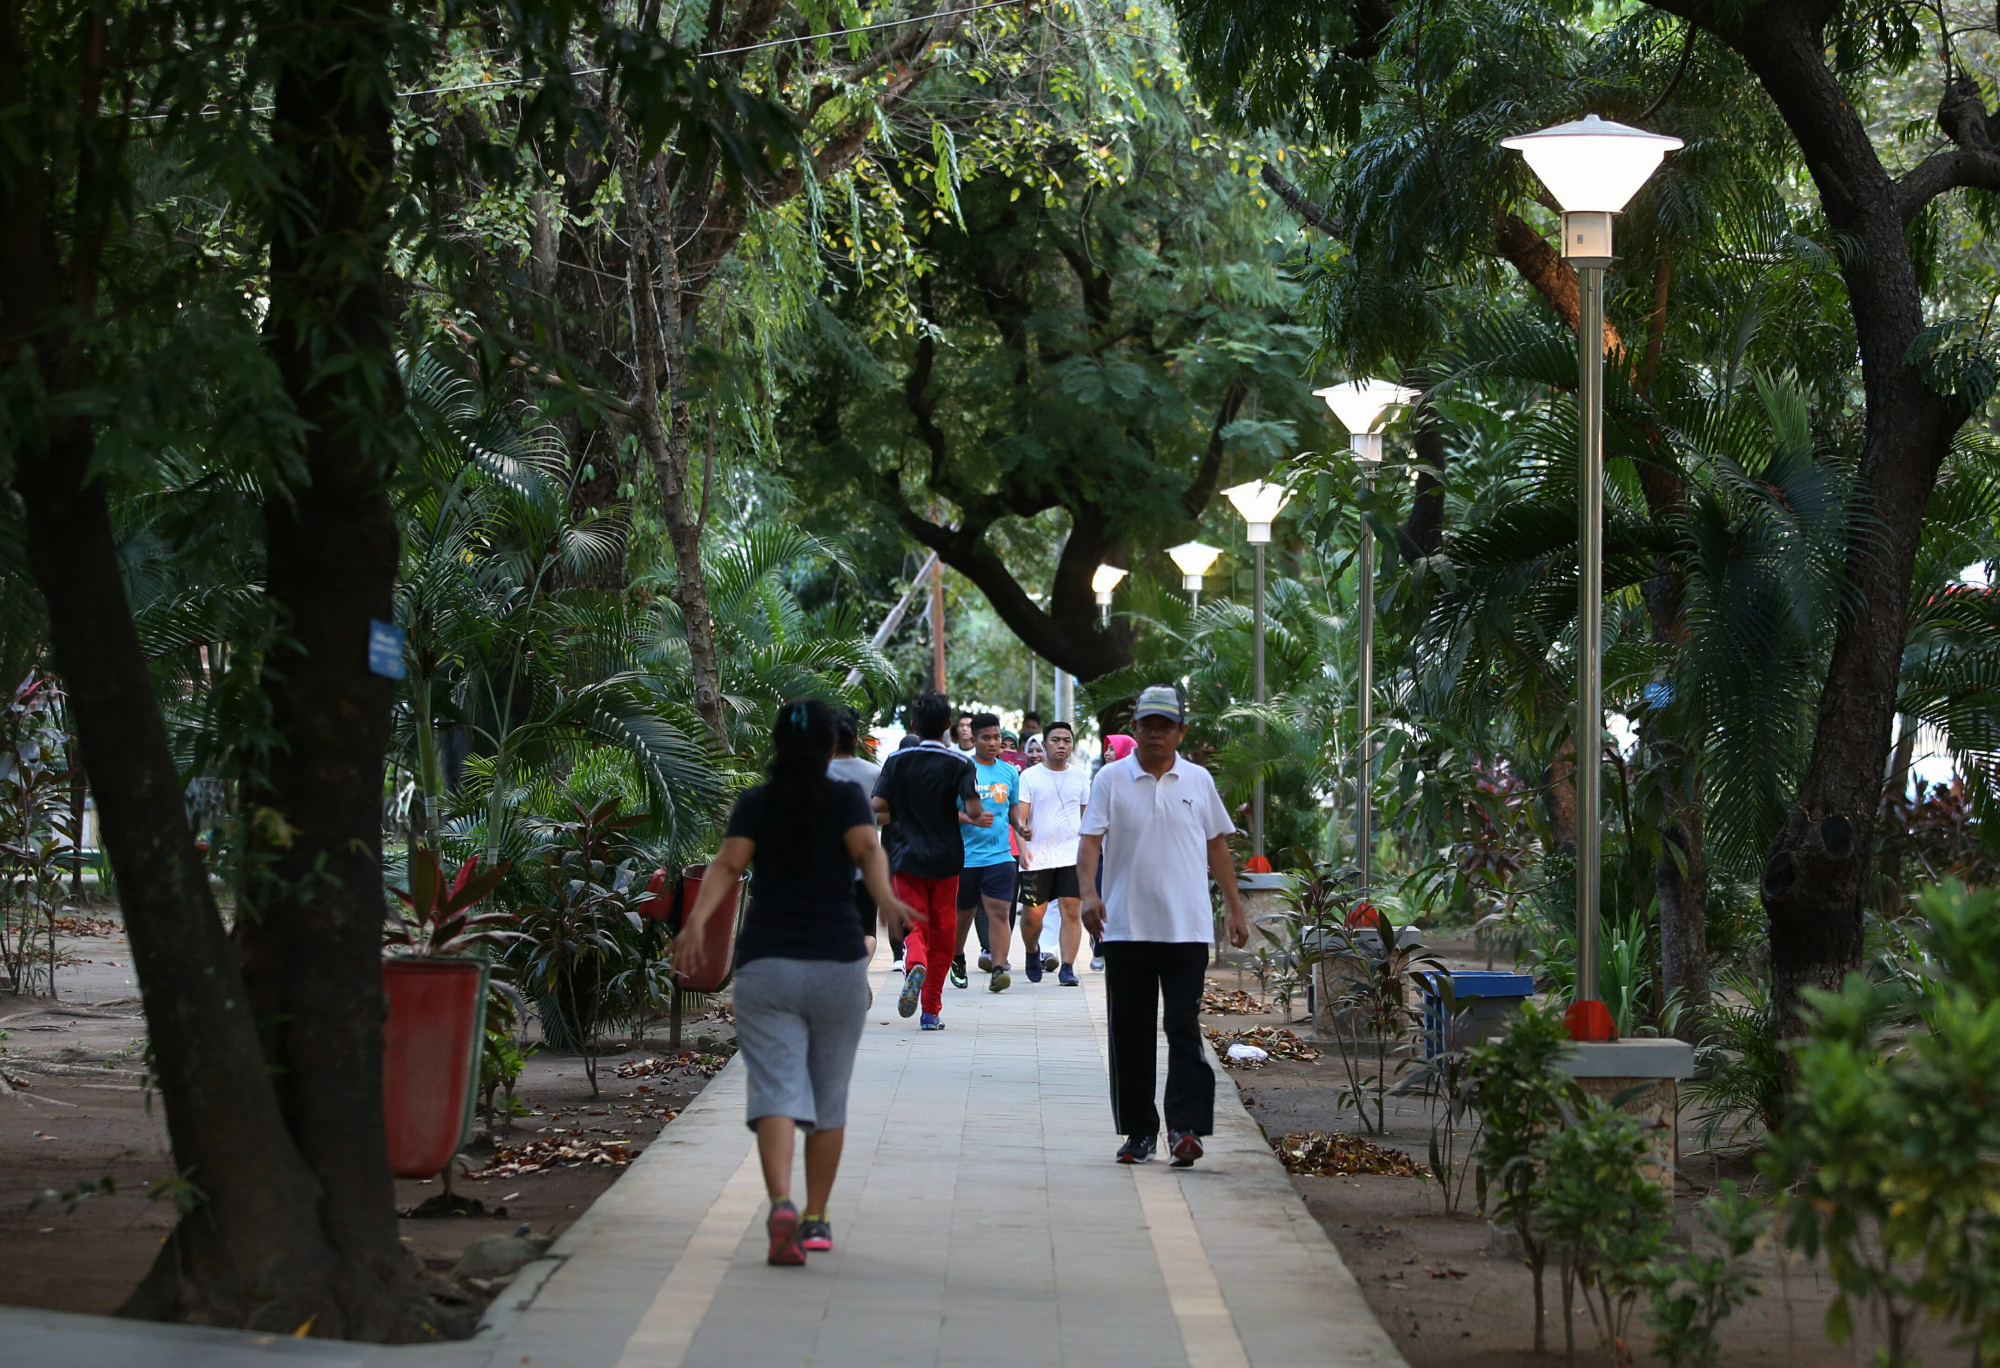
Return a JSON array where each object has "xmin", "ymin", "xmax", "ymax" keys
[{"xmin": 679, "ymin": 699, "xmax": 918, "ymax": 1266}]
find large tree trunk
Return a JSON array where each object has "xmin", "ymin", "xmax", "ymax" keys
[
  {"xmin": 217, "ymin": 4, "xmax": 432, "ymax": 1332},
  {"xmin": 1659, "ymin": 0, "xmax": 1970, "ymax": 1030},
  {"xmin": 0, "ymin": 4, "xmax": 430, "ymax": 1333}
]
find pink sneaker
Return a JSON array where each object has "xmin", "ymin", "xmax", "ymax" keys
[{"xmin": 766, "ymin": 1201, "xmax": 805, "ymax": 1265}]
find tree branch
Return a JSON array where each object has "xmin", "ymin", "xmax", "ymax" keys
[
  {"xmin": 1260, "ymin": 164, "xmax": 1344, "ymax": 237},
  {"xmin": 1183, "ymin": 381, "xmax": 1246, "ymax": 519},
  {"xmin": 1494, "ymin": 211, "xmax": 1622, "ymax": 353}
]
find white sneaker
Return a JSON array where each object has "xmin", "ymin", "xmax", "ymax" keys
[
  {"xmin": 1090, "ymin": 954, "xmax": 1105, "ymax": 972},
  {"xmin": 892, "ymin": 955, "xmax": 906, "ymax": 974},
  {"xmin": 977, "ymin": 952, "xmax": 993, "ymax": 972}
]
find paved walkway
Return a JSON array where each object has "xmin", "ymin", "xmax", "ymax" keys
[{"xmin": 5, "ymin": 948, "xmax": 1406, "ymax": 1368}]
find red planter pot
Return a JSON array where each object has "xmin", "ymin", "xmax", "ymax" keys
[
  {"xmin": 382, "ymin": 956, "xmax": 488, "ymax": 1179},
  {"xmin": 671, "ymin": 864, "xmax": 747, "ymax": 994}
]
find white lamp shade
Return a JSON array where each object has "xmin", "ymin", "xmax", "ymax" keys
[
  {"xmin": 1500, "ymin": 114, "xmax": 1683, "ymax": 214},
  {"xmin": 1222, "ymin": 480, "xmax": 1290, "ymax": 525},
  {"xmin": 1090, "ymin": 564, "xmax": 1129, "ymax": 595},
  {"xmin": 1166, "ymin": 541, "xmax": 1223, "ymax": 579},
  {"xmin": 1314, "ymin": 380, "xmax": 1419, "ymax": 437}
]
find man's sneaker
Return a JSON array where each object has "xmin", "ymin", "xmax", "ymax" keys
[
  {"xmin": 1168, "ymin": 1131, "xmax": 1204, "ymax": 1168},
  {"xmin": 1115, "ymin": 1134, "xmax": 1157, "ymax": 1164},
  {"xmin": 1023, "ymin": 952, "xmax": 1044, "ymax": 983},
  {"xmin": 767, "ymin": 1200, "xmax": 806, "ymax": 1265},
  {"xmin": 949, "ymin": 957, "xmax": 969, "ymax": 989},
  {"xmin": 891, "ymin": 954, "xmax": 906, "ymax": 974},
  {"xmin": 920, "ymin": 1012, "xmax": 945, "ymax": 1030},
  {"xmin": 897, "ymin": 963, "xmax": 926, "ymax": 1018},
  {"xmin": 988, "ymin": 965, "xmax": 1012, "ymax": 993},
  {"xmin": 1089, "ymin": 954, "xmax": 1106, "ymax": 972},
  {"xmin": 1058, "ymin": 963, "xmax": 1080, "ymax": 987},
  {"xmin": 799, "ymin": 1217, "xmax": 833, "ymax": 1252},
  {"xmin": 1043, "ymin": 952, "xmax": 1059, "ymax": 972},
  {"xmin": 977, "ymin": 951, "xmax": 993, "ymax": 972}
]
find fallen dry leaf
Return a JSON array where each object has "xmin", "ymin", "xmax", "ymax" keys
[
  {"xmin": 615, "ymin": 1052, "xmax": 728, "ymax": 1080},
  {"xmin": 1207, "ymin": 1026, "xmax": 1320, "ymax": 1066},
  {"xmin": 1201, "ymin": 986, "xmax": 1268, "ymax": 1015},
  {"xmin": 1268, "ymin": 1132, "xmax": 1426, "ymax": 1178}
]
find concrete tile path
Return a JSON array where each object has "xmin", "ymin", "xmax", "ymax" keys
[{"xmin": 2, "ymin": 948, "xmax": 1406, "ymax": 1368}]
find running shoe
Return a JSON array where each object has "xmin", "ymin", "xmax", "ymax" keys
[
  {"xmin": 1115, "ymin": 1134, "xmax": 1157, "ymax": 1164},
  {"xmin": 1023, "ymin": 952, "xmax": 1043, "ymax": 983},
  {"xmin": 799, "ymin": 1217, "xmax": 833, "ymax": 1252},
  {"xmin": 892, "ymin": 954, "xmax": 906, "ymax": 974},
  {"xmin": 1089, "ymin": 954, "xmax": 1106, "ymax": 972},
  {"xmin": 1043, "ymin": 952, "xmax": 1059, "ymax": 973},
  {"xmin": 1058, "ymin": 964, "xmax": 1080, "ymax": 987},
  {"xmin": 1168, "ymin": 1131, "xmax": 1204, "ymax": 1168},
  {"xmin": 977, "ymin": 951, "xmax": 993, "ymax": 972},
  {"xmin": 988, "ymin": 964, "xmax": 1012, "ymax": 992},
  {"xmin": 949, "ymin": 956, "xmax": 969, "ymax": 989},
  {"xmin": 897, "ymin": 963, "xmax": 926, "ymax": 1018},
  {"xmin": 920, "ymin": 1012, "xmax": 945, "ymax": 1030},
  {"xmin": 767, "ymin": 1201, "xmax": 806, "ymax": 1265}
]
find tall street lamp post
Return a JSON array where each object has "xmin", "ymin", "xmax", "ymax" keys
[
  {"xmin": 1167, "ymin": 541, "xmax": 1223, "ymax": 606},
  {"xmin": 1222, "ymin": 480, "xmax": 1292, "ymax": 862},
  {"xmin": 1502, "ymin": 114, "xmax": 1681, "ymax": 1036},
  {"xmin": 1314, "ymin": 380, "xmax": 1418, "ymax": 895}
]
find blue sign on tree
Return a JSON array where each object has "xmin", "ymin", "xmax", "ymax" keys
[{"xmin": 368, "ymin": 620, "xmax": 408, "ymax": 680}]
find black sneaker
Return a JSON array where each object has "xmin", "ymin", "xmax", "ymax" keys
[
  {"xmin": 1115, "ymin": 1134, "xmax": 1157, "ymax": 1164},
  {"xmin": 949, "ymin": 956, "xmax": 969, "ymax": 989},
  {"xmin": 1168, "ymin": 1131, "xmax": 1203, "ymax": 1168},
  {"xmin": 1023, "ymin": 950, "xmax": 1043, "ymax": 983}
]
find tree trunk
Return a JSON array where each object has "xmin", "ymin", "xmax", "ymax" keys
[{"xmin": 1664, "ymin": 0, "xmax": 1972, "ymax": 1031}]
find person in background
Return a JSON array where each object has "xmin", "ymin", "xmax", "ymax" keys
[
  {"xmin": 954, "ymin": 712, "xmax": 1026, "ymax": 992},
  {"xmin": 1021, "ymin": 711, "xmax": 1042, "ymax": 748},
  {"xmin": 827, "ymin": 708, "xmax": 893, "ymax": 967},
  {"xmin": 953, "ymin": 713, "xmax": 976, "ymax": 753},
  {"xmin": 1021, "ymin": 734, "xmax": 1045, "ymax": 769},
  {"xmin": 871, "ymin": 693, "xmax": 981, "ymax": 1030},
  {"xmin": 999, "ymin": 729, "xmax": 1026, "ymax": 769},
  {"xmin": 1017, "ymin": 720, "xmax": 1090, "ymax": 985},
  {"xmin": 1079, "ymin": 686, "xmax": 1248, "ymax": 1168},
  {"xmin": 679, "ymin": 699, "xmax": 918, "ymax": 1264}
]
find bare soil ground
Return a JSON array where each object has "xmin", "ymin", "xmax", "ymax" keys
[
  {"xmin": 0, "ymin": 911, "xmax": 732, "ymax": 1318},
  {"xmin": 1203, "ymin": 941, "xmax": 1963, "ymax": 1368}
]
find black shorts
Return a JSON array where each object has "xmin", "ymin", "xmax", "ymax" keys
[
  {"xmin": 956, "ymin": 861, "xmax": 1018, "ymax": 909},
  {"xmin": 1022, "ymin": 865, "xmax": 1080, "ymax": 905}
]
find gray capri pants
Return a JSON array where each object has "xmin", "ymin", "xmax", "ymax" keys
[{"xmin": 731, "ymin": 955, "xmax": 872, "ymax": 1132}]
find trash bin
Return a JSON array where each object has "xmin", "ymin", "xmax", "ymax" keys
[
  {"xmin": 670, "ymin": 864, "xmax": 748, "ymax": 994},
  {"xmin": 1420, "ymin": 970, "xmax": 1534, "ymax": 1057}
]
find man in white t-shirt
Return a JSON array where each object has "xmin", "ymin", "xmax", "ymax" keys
[
  {"xmin": 1016, "ymin": 720, "xmax": 1091, "ymax": 986},
  {"xmin": 1079, "ymin": 685, "xmax": 1247, "ymax": 1168}
]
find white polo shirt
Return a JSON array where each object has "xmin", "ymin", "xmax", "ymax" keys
[{"xmin": 1080, "ymin": 753, "xmax": 1236, "ymax": 943}]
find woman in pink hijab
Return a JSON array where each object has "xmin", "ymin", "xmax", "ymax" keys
[{"xmin": 1103, "ymin": 733, "xmax": 1136, "ymax": 766}]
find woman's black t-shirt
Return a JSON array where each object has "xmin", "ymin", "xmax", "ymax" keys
[{"xmin": 724, "ymin": 778, "xmax": 875, "ymax": 965}]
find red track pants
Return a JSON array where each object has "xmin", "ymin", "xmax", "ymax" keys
[{"xmin": 892, "ymin": 872, "xmax": 960, "ymax": 1016}]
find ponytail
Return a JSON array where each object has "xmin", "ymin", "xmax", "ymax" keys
[{"xmin": 768, "ymin": 698, "xmax": 837, "ymax": 871}]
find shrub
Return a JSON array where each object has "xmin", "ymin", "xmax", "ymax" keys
[
  {"xmin": 1468, "ymin": 1000, "xmax": 1574, "ymax": 1352},
  {"xmin": 1761, "ymin": 879, "xmax": 2000, "ymax": 1367},
  {"xmin": 1534, "ymin": 1101, "xmax": 1672, "ymax": 1367},
  {"xmin": 1645, "ymin": 1183, "xmax": 1766, "ymax": 1368}
]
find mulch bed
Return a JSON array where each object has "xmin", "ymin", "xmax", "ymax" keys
[
  {"xmin": 1207, "ymin": 1026, "xmax": 1321, "ymax": 1066},
  {"xmin": 1269, "ymin": 1131, "xmax": 1428, "ymax": 1178}
]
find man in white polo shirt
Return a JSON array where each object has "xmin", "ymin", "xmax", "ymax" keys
[{"xmin": 1078, "ymin": 685, "xmax": 1248, "ymax": 1166}]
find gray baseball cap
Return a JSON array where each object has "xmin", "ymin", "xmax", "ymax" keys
[{"xmin": 1132, "ymin": 684, "xmax": 1186, "ymax": 723}]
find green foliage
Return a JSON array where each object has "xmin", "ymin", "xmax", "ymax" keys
[
  {"xmin": 1644, "ymin": 1183, "xmax": 1767, "ymax": 1368},
  {"xmin": 1468, "ymin": 999, "xmax": 1574, "ymax": 1351},
  {"xmin": 0, "ymin": 673, "xmax": 78, "ymax": 995},
  {"xmin": 1534, "ymin": 1102, "xmax": 1672, "ymax": 1367},
  {"xmin": 1684, "ymin": 972, "xmax": 1787, "ymax": 1149},
  {"xmin": 1761, "ymin": 880, "xmax": 2000, "ymax": 1366}
]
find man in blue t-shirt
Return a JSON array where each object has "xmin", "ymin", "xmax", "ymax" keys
[{"xmin": 955, "ymin": 712, "xmax": 1026, "ymax": 992}]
